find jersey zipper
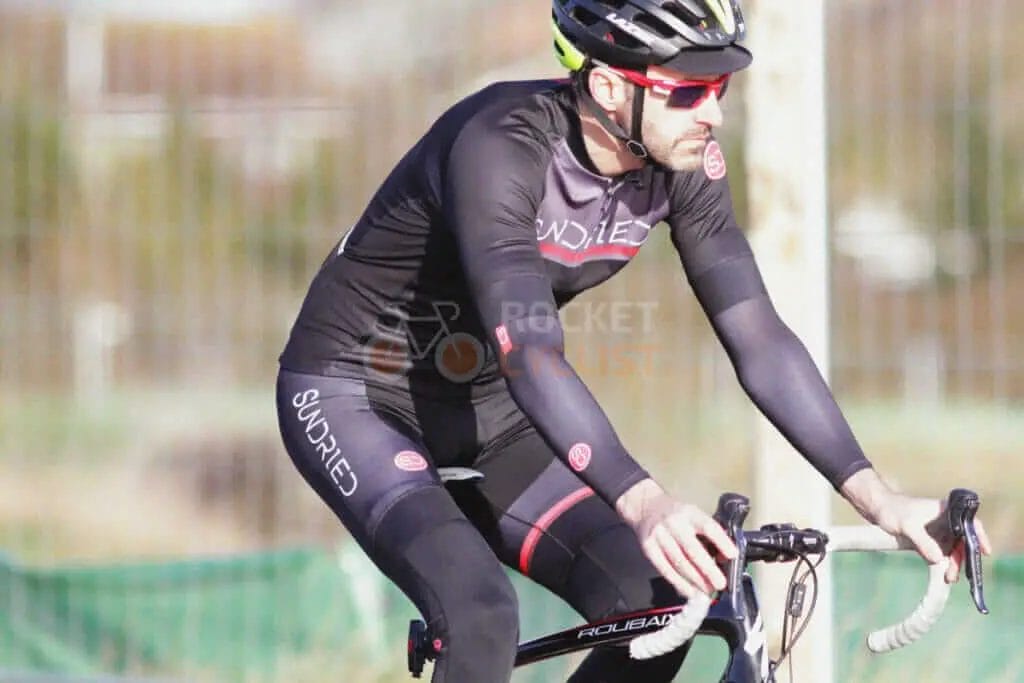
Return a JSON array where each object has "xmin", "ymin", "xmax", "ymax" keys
[{"xmin": 597, "ymin": 178, "xmax": 626, "ymax": 243}]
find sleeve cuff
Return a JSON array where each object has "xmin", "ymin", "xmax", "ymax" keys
[
  {"xmin": 598, "ymin": 466, "xmax": 651, "ymax": 508},
  {"xmin": 830, "ymin": 459, "xmax": 874, "ymax": 491}
]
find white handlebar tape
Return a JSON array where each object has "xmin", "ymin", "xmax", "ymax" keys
[
  {"xmin": 865, "ymin": 561, "xmax": 951, "ymax": 653},
  {"xmin": 825, "ymin": 525, "xmax": 916, "ymax": 552},
  {"xmin": 827, "ymin": 526, "xmax": 952, "ymax": 653},
  {"xmin": 629, "ymin": 592, "xmax": 712, "ymax": 660}
]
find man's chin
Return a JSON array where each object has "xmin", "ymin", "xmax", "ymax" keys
[
  {"xmin": 650, "ymin": 140, "xmax": 705, "ymax": 171},
  {"xmin": 656, "ymin": 152, "xmax": 704, "ymax": 172}
]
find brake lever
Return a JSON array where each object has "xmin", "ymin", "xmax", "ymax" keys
[
  {"xmin": 950, "ymin": 489, "xmax": 988, "ymax": 614},
  {"xmin": 714, "ymin": 492, "xmax": 751, "ymax": 620},
  {"xmin": 926, "ymin": 488, "xmax": 988, "ymax": 615}
]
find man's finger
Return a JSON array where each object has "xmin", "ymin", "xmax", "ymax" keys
[
  {"xmin": 975, "ymin": 518, "xmax": 994, "ymax": 555},
  {"xmin": 675, "ymin": 530, "xmax": 727, "ymax": 591},
  {"xmin": 654, "ymin": 527, "xmax": 712, "ymax": 593},
  {"xmin": 644, "ymin": 536, "xmax": 697, "ymax": 599},
  {"xmin": 695, "ymin": 515, "xmax": 738, "ymax": 560},
  {"xmin": 656, "ymin": 527, "xmax": 715, "ymax": 593},
  {"xmin": 946, "ymin": 543, "xmax": 964, "ymax": 584}
]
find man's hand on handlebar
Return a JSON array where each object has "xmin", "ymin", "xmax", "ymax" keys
[
  {"xmin": 842, "ymin": 470, "xmax": 994, "ymax": 584},
  {"xmin": 615, "ymin": 478, "xmax": 738, "ymax": 599},
  {"xmin": 873, "ymin": 492, "xmax": 993, "ymax": 584}
]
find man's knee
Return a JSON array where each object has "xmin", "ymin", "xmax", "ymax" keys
[
  {"xmin": 372, "ymin": 486, "xmax": 519, "ymax": 681},
  {"xmin": 405, "ymin": 519, "xmax": 520, "ymax": 657}
]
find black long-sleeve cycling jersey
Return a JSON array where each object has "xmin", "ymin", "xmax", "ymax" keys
[{"xmin": 279, "ymin": 79, "xmax": 872, "ymax": 505}]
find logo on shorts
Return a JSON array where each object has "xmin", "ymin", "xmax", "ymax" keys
[
  {"xmin": 567, "ymin": 443, "xmax": 592, "ymax": 473},
  {"xmin": 394, "ymin": 450, "xmax": 429, "ymax": 472},
  {"xmin": 703, "ymin": 140, "xmax": 727, "ymax": 180}
]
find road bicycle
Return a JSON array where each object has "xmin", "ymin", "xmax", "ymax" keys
[{"xmin": 407, "ymin": 472, "xmax": 988, "ymax": 682}]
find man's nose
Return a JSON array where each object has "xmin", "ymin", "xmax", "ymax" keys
[{"xmin": 694, "ymin": 92, "xmax": 724, "ymax": 128}]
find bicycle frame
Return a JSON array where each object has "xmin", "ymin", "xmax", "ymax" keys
[{"xmin": 513, "ymin": 572, "xmax": 770, "ymax": 682}]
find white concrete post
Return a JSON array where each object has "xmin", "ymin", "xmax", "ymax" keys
[{"xmin": 744, "ymin": 1, "xmax": 834, "ymax": 682}]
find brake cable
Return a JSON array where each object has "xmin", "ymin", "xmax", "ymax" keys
[{"xmin": 746, "ymin": 538, "xmax": 826, "ymax": 682}]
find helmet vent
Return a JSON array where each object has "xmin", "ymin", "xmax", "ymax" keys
[
  {"xmin": 633, "ymin": 14, "xmax": 676, "ymax": 40},
  {"xmin": 660, "ymin": 2, "xmax": 701, "ymax": 28},
  {"xmin": 605, "ymin": 29, "xmax": 643, "ymax": 50},
  {"xmin": 569, "ymin": 5, "xmax": 602, "ymax": 26}
]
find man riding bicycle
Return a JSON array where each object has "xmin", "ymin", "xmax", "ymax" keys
[{"xmin": 276, "ymin": 1, "xmax": 992, "ymax": 680}]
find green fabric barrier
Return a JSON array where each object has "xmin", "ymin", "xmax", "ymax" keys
[
  {"xmin": 0, "ymin": 549, "xmax": 365, "ymax": 682},
  {"xmin": 1, "ymin": 549, "xmax": 1021, "ymax": 682},
  {"xmin": 834, "ymin": 552, "xmax": 1024, "ymax": 682}
]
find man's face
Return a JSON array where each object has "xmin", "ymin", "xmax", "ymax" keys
[{"xmin": 628, "ymin": 65, "xmax": 726, "ymax": 172}]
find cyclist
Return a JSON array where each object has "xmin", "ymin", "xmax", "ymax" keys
[{"xmin": 276, "ymin": 1, "xmax": 992, "ymax": 681}]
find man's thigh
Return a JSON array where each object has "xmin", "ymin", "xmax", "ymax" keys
[
  {"xmin": 455, "ymin": 423, "xmax": 678, "ymax": 620},
  {"xmin": 277, "ymin": 369, "xmax": 520, "ymax": 681}
]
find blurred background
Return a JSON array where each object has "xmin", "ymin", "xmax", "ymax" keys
[{"xmin": 0, "ymin": 0, "xmax": 1021, "ymax": 681}]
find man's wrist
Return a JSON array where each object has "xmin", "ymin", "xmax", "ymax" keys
[
  {"xmin": 839, "ymin": 467, "xmax": 897, "ymax": 525},
  {"xmin": 614, "ymin": 477, "xmax": 664, "ymax": 526}
]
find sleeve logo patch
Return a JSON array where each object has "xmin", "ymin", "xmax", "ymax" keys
[
  {"xmin": 394, "ymin": 450, "xmax": 429, "ymax": 472},
  {"xmin": 495, "ymin": 324, "xmax": 513, "ymax": 355},
  {"xmin": 567, "ymin": 442, "xmax": 593, "ymax": 472},
  {"xmin": 703, "ymin": 140, "xmax": 727, "ymax": 180}
]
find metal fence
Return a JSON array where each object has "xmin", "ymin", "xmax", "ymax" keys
[{"xmin": 828, "ymin": 0, "xmax": 1024, "ymax": 403}]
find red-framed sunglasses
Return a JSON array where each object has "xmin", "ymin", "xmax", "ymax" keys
[{"xmin": 610, "ymin": 68, "xmax": 730, "ymax": 109}]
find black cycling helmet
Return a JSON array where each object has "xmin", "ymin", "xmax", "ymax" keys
[
  {"xmin": 552, "ymin": 0, "xmax": 751, "ymax": 76},
  {"xmin": 551, "ymin": 0, "xmax": 751, "ymax": 161}
]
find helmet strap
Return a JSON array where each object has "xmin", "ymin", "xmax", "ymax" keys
[
  {"xmin": 628, "ymin": 84, "xmax": 647, "ymax": 158},
  {"xmin": 573, "ymin": 67, "xmax": 650, "ymax": 161}
]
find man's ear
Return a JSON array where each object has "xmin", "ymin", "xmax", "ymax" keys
[{"xmin": 587, "ymin": 67, "xmax": 627, "ymax": 113}]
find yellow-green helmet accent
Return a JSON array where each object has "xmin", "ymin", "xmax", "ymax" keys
[{"xmin": 552, "ymin": 19, "xmax": 587, "ymax": 72}]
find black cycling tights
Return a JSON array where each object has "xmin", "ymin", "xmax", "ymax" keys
[{"xmin": 277, "ymin": 369, "xmax": 687, "ymax": 682}]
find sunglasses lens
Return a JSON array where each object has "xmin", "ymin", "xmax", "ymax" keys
[
  {"xmin": 665, "ymin": 77, "xmax": 729, "ymax": 109},
  {"xmin": 666, "ymin": 85, "xmax": 707, "ymax": 108}
]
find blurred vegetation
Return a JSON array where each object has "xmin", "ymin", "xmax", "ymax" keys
[
  {"xmin": 0, "ymin": 92, "xmax": 77, "ymax": 273},
  {"xmin": 826, "ymin": 3, "xmax": 1024, "ymax": 240}
]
